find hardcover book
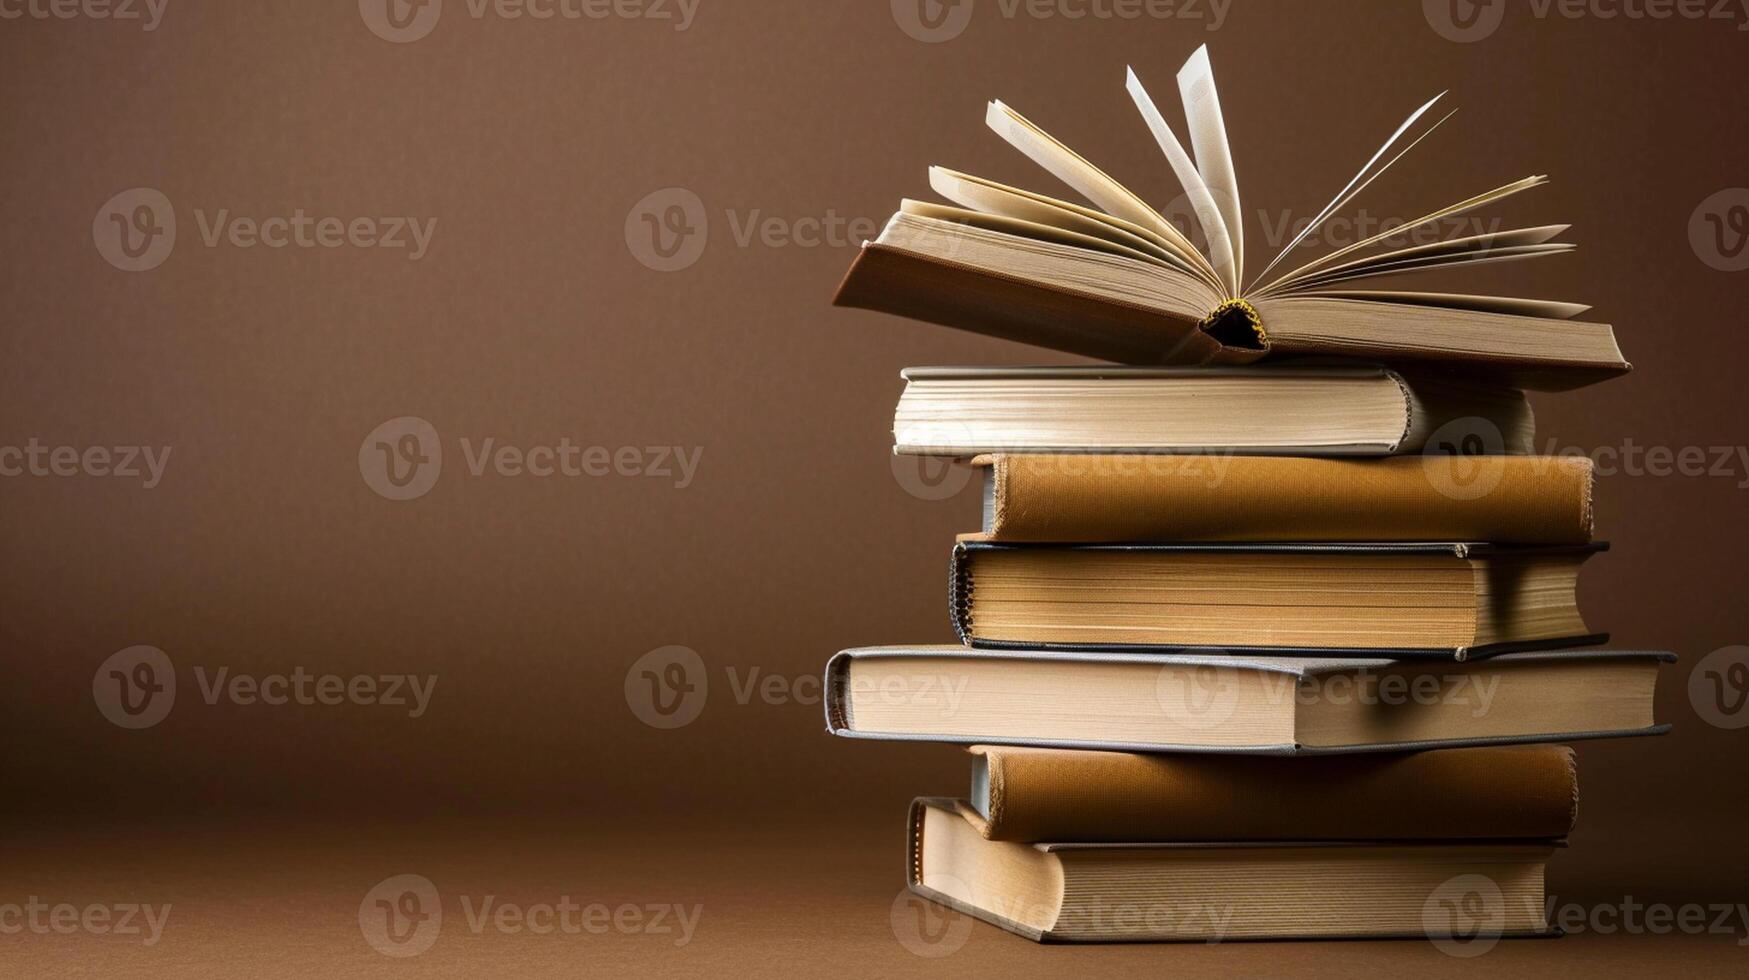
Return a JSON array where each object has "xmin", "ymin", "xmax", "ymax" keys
[
  {"xmin": 835, "ymin": 46, "xmax": 1629, "ymax": 391},
  {"xmin": 824, "ymin": 646, "xmax": 1671, "ymax": 753},
  {"xmin": 906, "ymin": 798, "xmax": 1559, "ymax": 943},
  {"xmin": 893, "ymin": 365, "xmax": 1532, "ymax": 457},
  {"xmin": 963, "ymin": 744, "xmax": 1578, "ymax": 842},
  {"xmin": 950, "ymin": 542, "xmax": 1605, "ymax": 658},
  {"xmin": 970, "ymin": 454, "xmax": 1594, "ymax": 545}
]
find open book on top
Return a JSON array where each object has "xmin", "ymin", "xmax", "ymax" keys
[{"xmin": 833, "ymin": 46, "xmax": 1629, "ymax": 392}]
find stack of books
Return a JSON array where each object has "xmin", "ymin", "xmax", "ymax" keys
[{"xmin": 826, "ymin": 47, "xmax": 1671, "ymax": 944}]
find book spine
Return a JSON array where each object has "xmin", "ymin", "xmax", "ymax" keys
[{"xmin": 948, "ymin": 543, "xmax": 973, "ymax": 645}]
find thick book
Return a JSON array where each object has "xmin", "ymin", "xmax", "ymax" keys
[
  {"xmin": 964, "ymin": 744, "xmax": 1578, "ymax": 842},
  {"xmin": 894, "ymin": 365, "xmax": 1533, "ymax": 457},
  {"xmin": 906, "ymin": 798, "xmax": 1560, "ymax": 943},
  {"xmin": 824, "ymin": 646, "xmax": 1671, "ymax": 753},
  {"xmin": 951, "ymin": 542, "xmax": 1605, "ymax": 659},
  {"xmin": 834, "ymin": 46, "xmax": 1629, "ymax": 392},
  {"xmin": 971, "ymin": 454, "xmax": 1594, "ymax": 545}
]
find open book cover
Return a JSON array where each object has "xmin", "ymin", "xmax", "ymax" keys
[{"xmin": 834, "ymin": 46, "xmax": 1630, "ymax": 392}]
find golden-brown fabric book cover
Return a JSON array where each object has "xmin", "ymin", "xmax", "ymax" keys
[
  {"xmin": 966, "ymin": 744, "xmax": 1578, "ymax": 842},
  {"xmin": 970, "ymin": 454, "xmax": 1594, "ymax": 545}
]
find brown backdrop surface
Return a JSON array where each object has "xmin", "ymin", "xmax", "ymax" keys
[{"xmin": 4, "ymin": 1, "xmax": 1748, "ymax": 974}]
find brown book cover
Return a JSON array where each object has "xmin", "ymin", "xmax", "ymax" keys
[
  {"xmin": 836, "ymin": 243, "xmax": 1630, "ymax": 392},
  {"xmin": 966, "ymin": 744, "xmax": 1578, "ymax": 843},
  {"xmin": 970, "ymin": 453, "xmax": 1593, "ymax": 545}
]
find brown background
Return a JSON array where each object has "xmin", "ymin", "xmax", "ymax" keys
[{"xmin": 4, "ymin": 0, "xmax": 1748, "ymax": 974}]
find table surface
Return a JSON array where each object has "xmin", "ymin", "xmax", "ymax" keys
[{"xmin": 6, "ymin": 818, "xmax": 1744, "ymax": 978}]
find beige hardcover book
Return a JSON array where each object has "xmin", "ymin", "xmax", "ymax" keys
[
  {"xmin": 949, "ymin": 542, "xmax": 1603, "ymax": 657},
  {"xmin": 893, "ymin": 365, "xmax": 1533, "ymax": 457},
  {"xmin": 906, "ymin": 798, "xmax": 1559, "ymax": 943},
  {"xmin": 825, "ymin": 646, "xmax": 1671, "ymax": 753}
]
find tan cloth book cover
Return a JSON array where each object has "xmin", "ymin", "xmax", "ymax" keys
[
  {"xmin": 969, "ymin": 454, "xmax": 1594, "ymax": 545},
  {"xmin": 965, "ymin": 744, "xmax": 1578, "ymax": 842}
]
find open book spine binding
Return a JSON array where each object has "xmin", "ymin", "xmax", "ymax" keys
[
  {"xmin": 835, "ymin": 243, "xmax": 1250, "ymax": 367},
  {"xmin": 836, "ymin": 243, "xmax": 1631, "ymax": 392}
]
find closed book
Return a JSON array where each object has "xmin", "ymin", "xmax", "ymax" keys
[
  {"xmin": 893, "ymin": 365, "xmax": 1532, "ymax": 457},
  {"xmin": 971, "ymin": 454, "xmax": 1594, "ymax": 545},
  {"xmin": 823, "ymin": 646, "xmax": 1671, "ymax": 753},
  {"xmin": 965, "ymin": 744, "xmax": 1578, "ymax": 842},
  {"xmin": 905, "ymin": 798, "xmax": 1560, "ymax": 943},
  {"xmin": 951, "ymin": 541, "xmax": 1605, "ymax": 659}
]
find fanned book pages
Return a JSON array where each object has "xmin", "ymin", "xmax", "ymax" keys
[{"xmin": 833, "ymin": 45, "xmax": 1630, "ymax": 392}]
